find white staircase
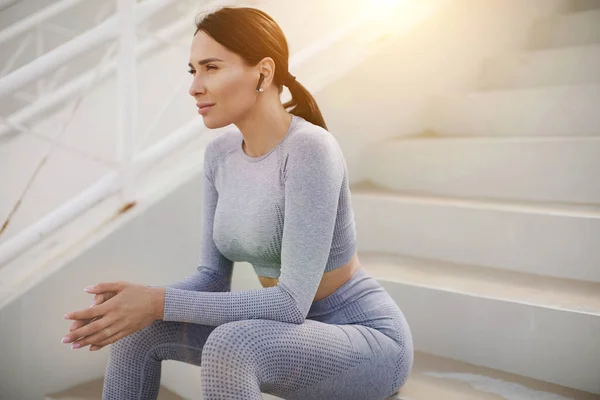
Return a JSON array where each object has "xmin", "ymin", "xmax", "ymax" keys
[
  {"xmin": 1, "ymin": 0, "xmax": 599, "ymax": 399},
  {"xmin": 353, "ymin": 0, "xmax": 600, "ymax": 397}
]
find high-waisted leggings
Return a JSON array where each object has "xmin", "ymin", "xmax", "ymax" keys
[{"xmin": 102, "ymin": 267, "xmax": 414, "ymax": 399}]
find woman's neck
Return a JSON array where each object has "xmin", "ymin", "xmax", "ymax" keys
[{"xmin": 236, "ymin": 101, "xmax": 293, "ymax": 158}]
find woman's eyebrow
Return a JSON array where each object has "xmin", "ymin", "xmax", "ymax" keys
[{"xmin": 188, "ymin": 58, "xmax": 225, "ymax": 68}]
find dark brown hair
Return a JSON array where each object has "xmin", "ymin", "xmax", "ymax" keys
[{"xmin": 194, "ymin": 6, "xmax": 328, "ymax": 130}]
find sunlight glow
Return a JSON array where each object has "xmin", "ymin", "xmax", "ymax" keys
[
  {"xmin": 362, "ymin": 0, "xmax": 414, "ymax": 23},
  {"xmin": 369, "ymin": 0, "xmax": 405, "ymax": 10},
  {"xmin": 360, "ymin": 0, "xmax": 446, "ymax": 37}
]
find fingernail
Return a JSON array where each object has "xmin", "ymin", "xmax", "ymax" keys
[
  {"xmin": 89, "ymin": 301, "xmax": 95, "ymax": 307},
  {"xmin": 84, "ymin": 286, "xmax": 94, "ymax": 292},
  {"xmin": 63, "ymin": 313, "xmax": 70, "ymax": 319},
  {"xmin": 62, "ymin": 337, "xmax": 72, "ymax": 343},
  {"xmin": 71, "ymin": 343, "xmax": 81, "ymax": 349}
]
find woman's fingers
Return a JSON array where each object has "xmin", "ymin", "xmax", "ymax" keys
[
  {"xmin": 88, "ymin": 330, "xmax": 121, "ymax": 351},
  {"xmin": 63, "ymin": 317, "xmax": 109, "ymax": 345},
  {"xmin": 93, "ymin": 293, "xmax": 105, "ymax": 305},
  {"xmin": 69, "ymin": 318, "xmax": 89, "ymax": 332},
  {"xmin": 84, "ymin": 282, "xmax": 124, "ymax": 294},
  {"xmin": 68, "ymin": 291, "xmax": 116, "ymax": 331},
  {"xmin": 72, "ymin": 322, "xmax": 122, "ymax": 349},
  {"xmin": 69, "ymin": 316, "xmax": 100, "ymax": 332},
  {"xmin": 64, "ymin": 299, "xmax": 107, "ymax": 321},
  {"xmin": 96, "ymin": 291, "xmax": 117, "ymax": 304}
]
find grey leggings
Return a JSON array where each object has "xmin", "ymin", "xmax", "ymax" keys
[{"xmin": 102, "ymin": 268, "xmax": 414, "ymax": 399}]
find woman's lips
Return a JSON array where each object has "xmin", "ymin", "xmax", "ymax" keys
[{"xmin": 197, "ymin": 103, "xmax": 215, "ymax": 115}]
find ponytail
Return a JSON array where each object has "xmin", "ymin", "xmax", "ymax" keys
[{"xmin": 283, "ymin": 79, "xmax": 328, "ymax": 131}]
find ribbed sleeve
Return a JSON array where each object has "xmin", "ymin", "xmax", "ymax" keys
[{"xmin": 157, "ymin": 143, "xmax": 234, "ymax": 294}]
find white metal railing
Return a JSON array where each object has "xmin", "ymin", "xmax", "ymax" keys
[
  {"xmin": 0, "ymin": 18, "xmax": 191, "ymax": 138},
  {"xmin": 0, "ymin": 0, "xmax": 114, "ymax": 109},
  {"xmin": 0, "ymin": 0, "xmax": 178, "ymax": 99},
  {"xmin": 0, "ymin": 0, "xmax": 439, "ymax": 268},
  {"xmin": 0, "ymin": 0, "xmax": 85, "ymax": 45}
]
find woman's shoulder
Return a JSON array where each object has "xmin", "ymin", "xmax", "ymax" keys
[{"xmin": 287, "ymin": 116, "xmax": 340, "ymax": 155}]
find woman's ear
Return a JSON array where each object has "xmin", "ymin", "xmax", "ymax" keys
[{"xmin": 257, "ymin": 57, "xmax": 276, "ymax": 88}]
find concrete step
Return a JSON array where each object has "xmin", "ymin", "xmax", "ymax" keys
[
  {"xmin": 363, "ymin": 136, "xmax": 600, "ymax": 205},
  {"xmin": 393, "ymin": 351, "xmax": 600, "ymax": 400},
  {"xmin": 359, "ymin": 252, "xmax": 600, "ymax": 395},
  {"xmin": 568, "ymin": 0, "xmax": 600, "ymax": 12},
  {"xmin": 529, "ymin": 8, "xmax": 600, "ymax": 49},
  {"xmin": 43, "ymin": 376, "xmax": 279, "ymax": 400},
  {"xmin": 425, "ymin": 84, "xmax": 600, "ymax": 137},
  {"xmin": 479, "ymin": 44, "xmax": 600, "ymax": 90},
  {"xmin": 350, "ymin": 182, "xmax": 600, "ymax": 283},
  {"xmin": 44, "ymin": 379, "xmax": 183, "ymax": 399},
  {"xmin": 45, "ymin": 351, "xmax": 600, "ymax": 400}
]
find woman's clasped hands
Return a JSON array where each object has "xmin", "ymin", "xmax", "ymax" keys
[{"xmin": 62, "ymin": 281, "xmax": 165, "ymax": 351}]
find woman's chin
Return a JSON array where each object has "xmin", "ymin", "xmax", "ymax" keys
[
  {"xmin": 202, "ymin": 115, "xmax": 233, "ymax": 130},
  {"xmin": 201, "ymin": 116, "xmax": 220, "ymax": 129}
]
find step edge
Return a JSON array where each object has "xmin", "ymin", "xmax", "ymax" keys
[
  {"xmin": 359, "ymin": 253, "xmax": 600, "ymax": 316},
  {"xmin": 350, "ymin": 182, "xmax": 600, "ymax": 218}
]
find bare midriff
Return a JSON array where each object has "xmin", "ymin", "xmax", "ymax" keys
[{"xmin": 257, "ymin": 252, "xmax": 362, "ymax": 303}]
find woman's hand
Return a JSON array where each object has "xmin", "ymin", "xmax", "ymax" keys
[
  {"xmin": 62, "ymin": 281, "xmax": 165, "ymax": 351},
  {"xmin": 68, "ymin": 291, "xmax": 118, "ymax": 337}
]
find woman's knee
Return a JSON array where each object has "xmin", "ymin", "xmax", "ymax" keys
[
  {"xmin": 109, "ymin": 320, "xmax": 181, "ymax": 361},
  {"xmin": 202, "ymin": 320, "xmax": 265, "ymax": 366}
]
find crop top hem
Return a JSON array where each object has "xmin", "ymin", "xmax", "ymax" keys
[{"xmin": 252, "ymin": 241, "xmax": 356, "ymax": 278}]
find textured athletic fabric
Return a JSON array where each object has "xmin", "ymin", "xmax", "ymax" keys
[
  {"xmin": 103, "ymin": 267, "xmax": 414, "ymax": 399},
  {"xmin": 162, "ymin": 114, "xmax": 357, "ymax": 326},
  {"xmin": 103, "ymin": 114, "xmax": 414, "ymax": 399}
]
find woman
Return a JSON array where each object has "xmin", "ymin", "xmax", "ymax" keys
[{"xmin": 62, "ymin": 6, "xmax": 413, "ymax": 399}]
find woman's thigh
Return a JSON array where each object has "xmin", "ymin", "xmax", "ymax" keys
[{"xmin": 202, "ymin": 318, "xmax": 409, "ymax": 400}]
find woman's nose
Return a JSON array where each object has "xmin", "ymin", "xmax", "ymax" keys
[{"xmin": 189, "ymin": 78, "xmax": 205, "ymax": 97}]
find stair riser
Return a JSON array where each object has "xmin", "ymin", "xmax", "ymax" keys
[
  {"xmin": 569, "ymin": 0, "xmax": 600, "ymax": 12},
  {"xmin": 379, "ymin": 279, "xmax": 600, "ymax": 394},
  {"xmin": 479, "ymin": 45, "xmax": 600, "ymax": 90},
  {"xmin": 365, "ymin": 138, "xmax": 600, "ymax": 204},
  {"xmin": 529, "ymin": 9, "xmax": 600, "ymax": 49},
  {"xmin": 353, "ymin": 194, "xmax": 600, "ymax": 282},
  {"xmin": 426, "ymin": 85, "xmax": 600, "ymax": 136}
]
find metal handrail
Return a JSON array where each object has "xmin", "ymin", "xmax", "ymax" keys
[
  {"xmin": 0, "ymin": 17, "xmax": 191, "ymax": 138},
  {"xmin": 0, "ymin": 0, "xmax": 85, "ymax": 45},
  {"xmin": 0, "ymin": 0, "xmax": 177, "ymax": 99}
]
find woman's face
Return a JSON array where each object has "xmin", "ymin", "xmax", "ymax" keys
[{"xmin": 188, "ymin": 30, "xmax": 259, "ymax": 129}]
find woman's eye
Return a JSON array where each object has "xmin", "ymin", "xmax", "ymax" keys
[{"xmin": 187, "ymin": 65, "xmax": 216, "ymax": 74}]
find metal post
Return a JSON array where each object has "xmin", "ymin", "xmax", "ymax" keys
[{"xmin": 116, "ymin": 0, "xmax": 137, "ymax": 205}]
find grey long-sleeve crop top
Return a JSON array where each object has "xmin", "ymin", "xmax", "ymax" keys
[{"xmin": 162, "ymin": 114, "xmax": 357, "ymax": 325}]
